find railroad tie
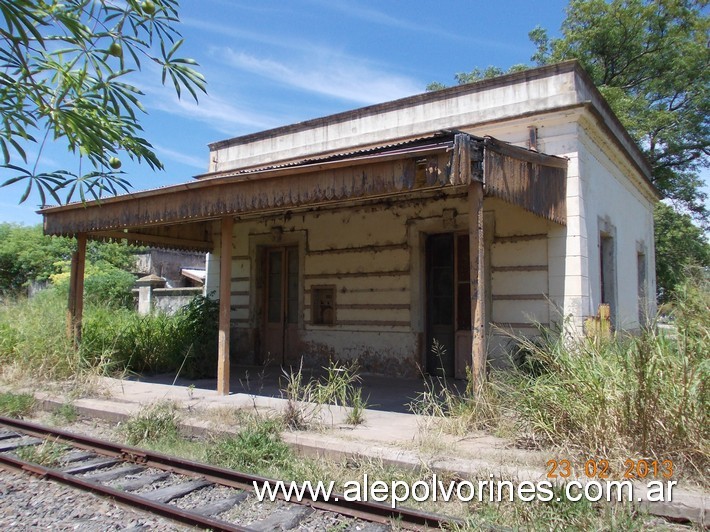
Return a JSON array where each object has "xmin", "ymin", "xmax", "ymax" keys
[
  {"xmin": 113, "ymin": 472, "xmax": 170, "ymax": 491},
  {"xmin": 62, "ymin": 457, "xmax": 122, "ymax": 474},
  {"xmin": 60, "ymin": 450, "xmax": 96, "ymax": 464},
  {"xmin": 345, "ymin": 523, "xmax": 390, "ymax": 532},
  {"xmin": 0, "ymin": 431, "xmax": 19, "ymax": 441},
  {"xmin": 192, "ymin": 492, "xmax": 248, "ymax": 517},
  {"xmin": 0, "ymin": 437, "xmax": 42, "ymax": 452},
  {"xmin": 249, "ymin": 506, "xmax": 314, "ymax": 531},
  {"xmin": 141, "ymin": 479, "xmax": 213, "ymax": 504},
  {"xmin": 83, "ymin": 464, "xmax": 146, "ymax": 482}
]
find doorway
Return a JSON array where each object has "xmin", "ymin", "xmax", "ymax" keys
[
  {"xmin": 600, "ymin": 232, "xmax": 616, "ymax": 325},
  {"xmin": 425, "ymin": 233, "xmax": 470, "ymax": 376},
  {"xmin": 262, "ymin": 246, "xmax": 299, "ymax": 365}
]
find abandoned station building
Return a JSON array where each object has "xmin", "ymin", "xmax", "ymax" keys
[{"xmin": 42, "ymin": 61, "xmax": 658, "ymax": 393}]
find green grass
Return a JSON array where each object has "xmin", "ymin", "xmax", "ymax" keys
[
  {"xmin": 206, "ymin": 419, "xmax": 293, "ymax": 476},
  {"xmin": 122, "ymin": 402, "xmax": 181, "ymax": 445},
  {"xmin": 0, "ymin": 392, "xmax": 35, "ymax": 418},
  {"xmin": 51, "ymin": 402, "xmax": 78, "ymax": 424},
  {"xmin": 15, "ymin": 440, "xmax": 68, "ymax": 467},
  {"xmin": 0, "ymin": 290, "xmax": 76, "ymax": 380},
  {"xmin": 0, "ymin": 288, "xmax": 219, "ymax": 383}
]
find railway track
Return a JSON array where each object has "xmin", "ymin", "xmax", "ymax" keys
[{"xmin": 0, "ymin": 415, "xmax": 460, "ymax": 531}]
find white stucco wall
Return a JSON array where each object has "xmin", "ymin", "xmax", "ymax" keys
[
  {"xmin": 207, "ymin": 67, "xmax": 581, "ymax": 173},
  {"xmin": 576, "ymin": 123, "xmax": 657, "ymax": 329}
]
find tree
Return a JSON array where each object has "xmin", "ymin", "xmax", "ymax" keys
[
  {"xmin": 0, "ymin": 222, "xmax": 140, "ymax": 295},
  {"xmin": 0, "ymin": 223, "xmax": 72, "ymax": 292},
  {"xmin": 428, "ymin": 0, "xmax": 710, "ymax": 299},
  {"xmin": 654, "ymin": 203, "xmax": 710, "ymax": 301},
  {"xmin": 426, "ymin": 64, "xmax": 529, "ymax": 91},
  {"xmin": 529, "ymin": 0, "xmax": 709, "ymax": 223},
  {"xmin": 0, "ymin": 0, "xmax": 205, "ymax": 205}
]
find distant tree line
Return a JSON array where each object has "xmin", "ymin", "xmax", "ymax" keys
[{"xmin": 0, "ymin": 223, "xmax": 139, "ymax": 306}]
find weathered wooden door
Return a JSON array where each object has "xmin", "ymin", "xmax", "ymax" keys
[
  {"xmin": 426, "ymin": 233, "xmax": 470, "ymax": 377},
  {"xmin": 426, "ymin": 234, "xmax": 455, "ymax": 375},
  {"xmin": 263, "ymin": 246, "xmax": 299, "ymax": 365}
]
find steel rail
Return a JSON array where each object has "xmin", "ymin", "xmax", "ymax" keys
[
  {"xmin": 0, "ymin": 452, "xmax": 250, "ymax": 531},
  {"xmin": 0, "ymin": 415, "xmax": 460, "ymax": 530}
]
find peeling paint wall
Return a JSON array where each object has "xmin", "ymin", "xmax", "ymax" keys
[
  {"xmin": 209, "ymin": 192, "xmax": 553, "ymax": 376},
  {"xmin": 485, "ymin": 198, "xmax": 553, "ymax": 365}
]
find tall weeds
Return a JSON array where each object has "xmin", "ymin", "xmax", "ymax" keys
[
  {"xmin": 280, "ymin": 360, "xmax": 368, "ymax": 428},
  {"xmin": 507, "ymin": 272, "xmax": 708, "ymax": 478},
  {"xmin": 408, "ymin": 340, "xmax": 503, "ymax": 436},
  {"xmin": 81, "ymin": 294, "xmax": 218, "ymax": 377},
  {"xmin": 0, "ymin": 289, "xmax": 219, "ymax": 381},
  {"xmin": 0, "ymin": 289, "xmax": 76, "ymax": 379}
]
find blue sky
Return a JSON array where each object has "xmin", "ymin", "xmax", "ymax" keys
[{"xmin": 1, "ymin": 0, "xmax": 574, "ymax": 225}]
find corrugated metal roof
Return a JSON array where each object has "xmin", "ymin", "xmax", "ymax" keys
[{"xmin": 195, "ymin": 130, "xmax": 466, "ymax": 180}]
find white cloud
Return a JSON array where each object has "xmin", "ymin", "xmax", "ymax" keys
[
  {"xmin": 307, "ymin": 0, "xmax": 434, "ymax": 34},
  {"xmin": 135, "ymin": 69, "xmax": 284, "ymax": 137},
  {"xmin": 152, "ymin": 144, "xmax": 207, "ymax": 170},
  {"xmin": 152, "ymin": 90, "xmax": 281, "ymax": 133},
  {"xmin": 219, "ymin": 48, "xmax": 421, "ymax": 105},
  {"xmin": 304, "ymin": 0, "xmax": 528, "ymax": 52},
  {"xmin": 183, "ymin": 16, "xmax": 314, "ymax": 52}
]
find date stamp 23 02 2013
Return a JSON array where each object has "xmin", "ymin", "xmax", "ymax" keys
[{"xmin": 546, "ymin": 458, "xmax": 674, "ymax": 480}]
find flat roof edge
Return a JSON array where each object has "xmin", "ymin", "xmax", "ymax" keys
[{"xmin": 208, "ymin": 61, "xmax": 582, "ymax": 151}]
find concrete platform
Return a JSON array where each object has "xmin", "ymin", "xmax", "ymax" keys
[
  {"xmin": 9, "ymin": 374, "xmax": 709, "ymax": 526},
  {"xmin": 133, "ymin": 365, "xmax": 438, "ymax": 414}
]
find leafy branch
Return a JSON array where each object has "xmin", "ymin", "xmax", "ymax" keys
[{"xmin": 0, "ymin": 0, "xmax": 206, "ymax": 205}]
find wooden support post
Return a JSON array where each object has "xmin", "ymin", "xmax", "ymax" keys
[
  {"xmin": 468, "ymin": 181, "xmax": 486, "ymax": 390},
  {"xmin": 217, "ymin": 217, "xmax": 233, "ymax": 396},
  {"xmin": 66, "ymin": 233, "xmax": 87, "ymax": 348}
]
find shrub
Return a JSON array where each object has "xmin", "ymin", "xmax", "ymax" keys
[
  {"xmin": 0, "ymin": 223, "xmax": 140, "ymax": 297},
  {"xmin": 171, "ymin": 295, "xmax": 219, "ymax": 377},
  {"xmin": 0, "ymin": 287, "xmax": 218, "ymax": 380},
  {"xmin": 51, "ymin": 260, "xmax": 135, "ymax": 308},
  {"xmin": 80, "ymin": 295, "xmax": 218, "ymax": 377}
]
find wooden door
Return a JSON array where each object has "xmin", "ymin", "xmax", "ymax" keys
[
  {"xmin": 426, "ymin": 233, "xmax": 455, "ymax": 375},
  {"xmin": 263, "ymin": 246, "xmax": 299, "ymax": 365},
  {"xmin": 426, "ymin": 233, "xmax": 472, "ymax": 377}
]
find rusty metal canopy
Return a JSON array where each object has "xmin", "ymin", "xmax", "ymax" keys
[{"xmin": 40, "ymin": 132, "xmax": 566, "ymax": 250}]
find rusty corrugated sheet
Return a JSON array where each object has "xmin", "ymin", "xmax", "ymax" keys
[
  {"xmin": 483, "ymin": 138, "xmax": 567, "ymax": 225},
  {"xmin": 41, "ymin": 132, "xmax": 567, "ymax": 247},
  {"xmin": 198, "ymin": 133, "xmax": 456, "ymax": 179},
  {"xmin": 42, "ymin": 156, "xmax": 440, "ymax": 237}
]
